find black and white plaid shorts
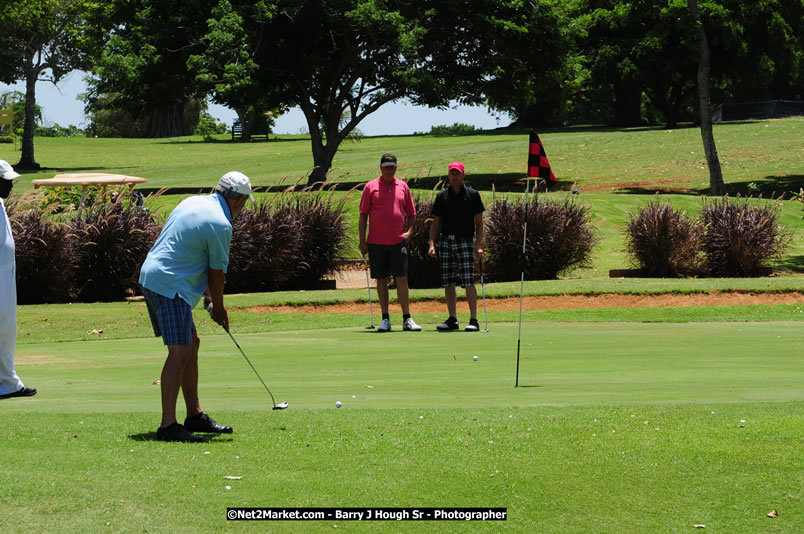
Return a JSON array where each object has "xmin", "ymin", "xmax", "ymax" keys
[{"xmin": 437, "ymin": 237, "xmax": 475, "ymax": 288}]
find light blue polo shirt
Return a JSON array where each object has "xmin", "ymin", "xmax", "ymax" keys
[{"xmin": 139, "ymin": 192, "xmax": 232, "ymax": 308}]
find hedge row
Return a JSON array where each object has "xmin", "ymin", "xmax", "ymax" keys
[{"xmin": 7, "ymin": 189, "xmax": 793, "ymax": 303}]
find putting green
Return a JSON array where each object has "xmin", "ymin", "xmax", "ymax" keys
[{"xmin": 13, "ymin": 321, "xmax": 804, "ymax": 414}]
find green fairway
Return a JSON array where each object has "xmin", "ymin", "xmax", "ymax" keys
[{"xmin": 5, "ymin": 321, "xmax": 804, "ymax": 532}]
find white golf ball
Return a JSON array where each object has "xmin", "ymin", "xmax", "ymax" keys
[
  {"xmin": 473, "ymin": 355, "xmax": 479, "ymax": 361},
  {"xmin": 335, "ymin": 401, "xmax": 342, "ymax": 408}
]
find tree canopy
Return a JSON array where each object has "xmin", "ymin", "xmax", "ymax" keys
[{"xmin": 0, "ymin": 0, "xmax": 107, "ymax": 168}]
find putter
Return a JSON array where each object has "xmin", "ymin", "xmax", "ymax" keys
[
  {"xmin": 226, "ymin": 330, "xmax": 288, "ymax": 410},
  {"xmin": 364, "ymin": 257, "xmax": 375, "ymax": 329},
  {"xmin": 480, "ymin": 259, "xmax": 489, "ymax": 332},
  {"xmin": 205, "ymin": 297, "xmax": 288, "ymax": 410}
]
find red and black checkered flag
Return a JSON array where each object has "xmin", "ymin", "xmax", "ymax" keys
[{"xmin": 527, "ymin": 130, "xmax": 557, "ymax": 183}]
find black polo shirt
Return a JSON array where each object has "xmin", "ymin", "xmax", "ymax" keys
[{"xmin": 432, "ymin": 185, "xmax": 485, "ymax": 240}]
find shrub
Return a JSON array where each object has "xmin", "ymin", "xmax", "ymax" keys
[
  {"xmin": 285, "ymin": 191, "xmax": 350, "ymax": 289},
  {"xmin": 67, "ymin": 192, "xmax": 161, "ymax": 302},
  {"xmin": 700, "ymin": 196, "xmax": 792, "ymax": 277},
  {"xmin": 485, "ymin": 194, "xmax": 598, "ymax": 280},
  {"xmin": 419, "ymin": 123, "xmax": 480, "ymax": 136},
  {"xmin": 7, "ymin": 200, "xmax": 72, "ymax": 304},
  {"xmin": 195, "ymin": 112, "xmax": 228, "ymax": 141},
  {"xmin": 227, "ymin": 191, "xmax": 350, "ymax": 293},
  {"xmin": 624, "ymin": 200, "xmax": 704, "ymax": 277},
  {"xmin": 406, "ymin": 195, "xmax": 442, "ymax": 289}
]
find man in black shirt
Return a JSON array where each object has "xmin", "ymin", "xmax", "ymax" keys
[{"xmin": 428, "ymin": 162, "xmax": 485, "ymax": 331}]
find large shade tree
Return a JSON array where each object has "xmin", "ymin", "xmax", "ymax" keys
[
  {"xmin": 0, "ymin": 0, "xmax": 106, "ymax": 169},
  {"xmin": 191, "ymin": 0, "xmax": 574, "ymax": 184},
  {"xmin": 86, "ymin": 0, "xmax": 214, "ymax": 138}
]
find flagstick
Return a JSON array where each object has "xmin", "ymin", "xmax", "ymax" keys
[{"xmin": 515, "ymin": 177, "xmax": 532, "ymax": 387}]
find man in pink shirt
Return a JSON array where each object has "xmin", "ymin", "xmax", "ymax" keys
[{"xmin": 358, "ymin": 153, "xmax": 422, "ymax": 332}]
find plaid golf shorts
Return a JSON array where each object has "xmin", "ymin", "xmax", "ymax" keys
[
  {"xmin": 437, "ymin": 237, "xmax": 475, "ymax": 288},
  {"xmin": 141, "ymin": 286, "xmax": 197, "ymax": 346}
]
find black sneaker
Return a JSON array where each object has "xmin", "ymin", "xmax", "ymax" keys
[
  {"xmin": 156, "ymin": 422, "xmax": 206, "ymax": 443},
  {"xmin": 465, "ymin": 319, "xmax": 480, "ymax": 332},
  {"xmin": 436, "ymin": 317, "xmax": 459, "ymax": 331},
  {"xmin": 184, "ymin": 412, "xmax": 233, "ymax": 434}
]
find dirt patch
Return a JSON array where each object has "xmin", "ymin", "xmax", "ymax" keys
[{"xmin": 238, "ymin": 291, "xmax": 804, "ymax": 315}]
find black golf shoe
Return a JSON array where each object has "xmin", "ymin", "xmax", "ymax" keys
[
  {"xmin": 184, "ymin": 412, "xmax": 233, "ymax": 434},
  {"xmin": 465, "ymin": 319, "xmax": 480, "ymax": 332},
  {"xmin": 156, "ymin": 422, "xmax": 206, "ymax": 443},
  {"xmin": 436, "ymin": 317, "xmax": 459, "ymax": 331},
  {"xmin": 0, "ymin": 386, "xmax": 37, "ymax": 399}
]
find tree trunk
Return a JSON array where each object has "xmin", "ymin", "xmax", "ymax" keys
[
  {"xmin": 308, "ymin": 137, "xmax": 338, "ymax": 186},
  {"xmin": 146, "ymin": 101, "xmax": 187, "ymax": 138},
  {"xmin": 613, "ymin": 84, "xmax": 642, "ymax": 126},
  {"xmin": 17, "ymin": 71, "xmax": 40, "ymax": 170},
  {"xmin": 688, "ymin": 0, "xmax": 725, "ymax": 195}
]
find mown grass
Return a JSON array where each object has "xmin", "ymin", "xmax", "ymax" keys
[
  {"xmin": 3, "ymin": 118, "xmax": 801, "ymax": 195},
  {"xmin": 6, "ymin": 321, "xmax": 804, "ymax": 532}
]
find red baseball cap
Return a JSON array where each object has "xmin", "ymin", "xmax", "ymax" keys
[{"xmin": 448, "ymin": 161, "xmax": 465, "ymax": 173}]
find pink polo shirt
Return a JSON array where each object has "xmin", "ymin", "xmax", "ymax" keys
[{"xmin": 359, "ymin": 176, "xmax": 416, "ymax": 245}]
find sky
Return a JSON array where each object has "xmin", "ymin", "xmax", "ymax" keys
[{"xmin": 0, "ymin": 73, "xmax": 512, "ymax": 136}]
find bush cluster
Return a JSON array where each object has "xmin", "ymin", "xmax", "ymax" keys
[
  {"xmin": 483, "ymin": 194, "xmax": 599, "ymax": 281},
  {"xmin": 700, "ymin": 197, "xmax": 791, "ymax": 277},
  {"xmin": 9, "ymin": 191, "xmax": 159, "ymax": 304},
  {"xmin": 67, "ymin": 199, "xmax": 161, "ymax": 302},
  {"xmin": 624, "ymin": 197, "xmax": 792, "ymax": 277},
  {"xmin": 625, "ymin": 200, "xmax": 704, "ymax": 277},
  {"xmin": 7, "ymin": 204, "xmax": 71, "ymax": 304},
  {"xmin": 10, "ymin": 189, "xmax": 350, "ymax": 303},
  {"xmin": 415, "ymin": 123, "xmax": 480, "ymax": 136},
  {"xmin": 224, "ymin": 191, "xmax": 350, "ymax": 293}
]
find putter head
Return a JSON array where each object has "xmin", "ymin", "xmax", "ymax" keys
[
  {"xmin": 272, "ymin": 401, "xmax": 289, "ymax": 410},
  {"xmin": 366, "ymin": 325, "xmax": 375, "ymax": 329}
]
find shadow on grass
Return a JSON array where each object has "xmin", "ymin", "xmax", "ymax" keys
[
  {"xmin": 776, "ymin": 255, "xmax": 804, "ymax": 274},
  {"xmin": 22, "ymin": 166, "xmax": 140, "ymax": 173},
  {"xmin": 128, "ymin": 432, "xmax": 234, "ymax": 443},
  {"xmin": 614, "ymin": 175, "xmax": 804, "ymax": 197}
]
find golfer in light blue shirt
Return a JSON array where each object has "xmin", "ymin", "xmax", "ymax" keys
[{"xmin": 139, "ymin": 171, "xmax": 254, "ymax": 443}]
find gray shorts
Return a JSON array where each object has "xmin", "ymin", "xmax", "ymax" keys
[{"xmin": 368, "ymin": 242, "xmax": 408, "ymax": 279}]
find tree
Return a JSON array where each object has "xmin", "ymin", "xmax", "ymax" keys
[
  {"xmin": 188, "ymin": 0, "xmax": 287, "ymax": 140},
  {"xmin": 0, "ymin": 0, "xmax": 105, "ymax": 169},
  {"xmin": 86, "ymin": 0, "xmax": 214, "ymax": 138},
  {"xmin": 193, "ymin": 0, "xmax": 575, "ymax": 184},
  {"xmin": 688, "ymin": 0, "xmax": 724, "ymax": 195}
]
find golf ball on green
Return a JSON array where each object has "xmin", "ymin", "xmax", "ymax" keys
[
  {"xmin": 473, "ymin": 355, "xmax": 479, "ymax": 361},
  {"xmin": 335, "ymin": 401, "xmax": 342, "ymax": 408}
]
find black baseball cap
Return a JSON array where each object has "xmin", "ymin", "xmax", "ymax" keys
[{"xmin": 380, "ymin": 153, "xmax": 397, "ymax": 167}]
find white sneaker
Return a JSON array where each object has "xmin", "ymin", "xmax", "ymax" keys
[
  {"xmin": 402, "ymin": 317, "xmax": 422, "ymax": 331},
  {"xmin": 378, "ymin": 318, "xmax": 391, "ymax": 332}
]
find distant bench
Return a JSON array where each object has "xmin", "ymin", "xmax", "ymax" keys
[{"xmin": 231, "ymin": 119, "xmax": 270, "ymax": 141}]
